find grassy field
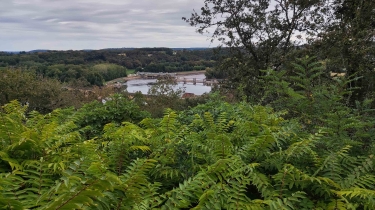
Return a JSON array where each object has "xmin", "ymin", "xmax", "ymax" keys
[
  {"xmin": 126, "ymin": 69, "xmax": 135, "ymax": 75},
  {"xmin": 175, "ymin": 70, "xmax": 206, "ymax": 75}
]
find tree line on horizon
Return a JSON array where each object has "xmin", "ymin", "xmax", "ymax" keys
[{"xmin": 0, "ymin": 48, "xmax": 221, "ymax": 86}]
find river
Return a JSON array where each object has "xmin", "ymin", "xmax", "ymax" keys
[{"xmin": 126, "ymin": 73, "xmax": 211, "ymax": 95}]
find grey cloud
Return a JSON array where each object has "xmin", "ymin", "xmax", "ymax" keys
[
  {"xmin": 1, "ymin": 0, "xmax": 216, "ymax": 51},
  {"xmin": 0, "ymin": 17, "xmax": 25, "ymax": 23}
]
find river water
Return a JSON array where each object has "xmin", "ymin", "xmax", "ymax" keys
[{"xmin": 126, "ymin": 73, "xmax": 211, "ymax": 95}]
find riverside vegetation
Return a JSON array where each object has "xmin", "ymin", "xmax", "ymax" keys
[
  {"xmin": 1, "ymin": 0, "xmax": 375, "ymax": 209},
  {"xmin": 0, "ymin": 48, "xmax": 219, "ymax": 87}
]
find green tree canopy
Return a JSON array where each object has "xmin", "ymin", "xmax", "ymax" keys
[{"xmin": 185, "ymin": 0, "xmax": 375, "ymax": 102}]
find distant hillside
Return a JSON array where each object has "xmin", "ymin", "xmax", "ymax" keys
[
  {"xmin": 1, "ymin": 47, "xmax": 211, "ymax": 54},
  {"xmin": 172, "ymin": 48, "xmax": 209, "ymax": 51},
  {"xmin": 28, "ymin": 49, "xmax": 50, "ymax": 53},
  {"xmin": 1, "ymin": 51, "xmax": 21, "ymax": 54},
  {"xmin": 1, "ymin": 49, "xmax": 50, "ymax": 54}
]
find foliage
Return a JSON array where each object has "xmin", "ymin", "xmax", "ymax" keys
[
  {"xmin": 39, "ymin": 63, "xmax": 127, "ymax": 86},
  {"xmin": 184, "ymin": 0, "xmax": 331, "ymax": 99},
  {"xmin": 75, "ymin": 93, "xmax": 150, "ymax": 139},
  {"xmin": 1, "ymin": 1, "xmax": 374, "ymax": 206},
  {"xmin": 0, "ymin": 69, "xmax": 75, "ymax": 113},
  {"xmin": 0, "ymin": 69, "xmax": 123, "ymax": 113},
  {"xmin": 185, "ymin": 0, "xmax": 374, "ymax": 103},
  {"xmin": 1, "ymin": 89, "xmax": 375, "ymax": 209},
  {"xmin": 92, "ymin": 63, "xmax": 127, "ymax": 81},
  {"xmin": 0, "ymin": 48, "xmax": 219, "ymax": 87},
  {"xmin": 314, "ymin": 0, "xmax": 375, "ymax": 102}
]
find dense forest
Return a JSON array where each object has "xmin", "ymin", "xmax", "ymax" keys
[
  {"xmin": 0, "ymin": 48, "xmax": 219, "ymax": 86},
  {"xmin": 1, "ymin": 0, "xmax": 375, "ymax": 209}
]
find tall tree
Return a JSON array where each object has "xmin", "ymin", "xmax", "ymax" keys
[
  {"xmin": 184, "ymin": 0, "xmax": 328, "ymax": 99},
  {"xmin": 317, "ymin": 0, "xmax": 375, "ymax": 102}
]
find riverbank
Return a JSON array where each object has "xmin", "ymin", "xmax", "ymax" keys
[
  {"xmin": 175, "ymin": 70, "xmax": 206, "ymax": 76},
  {"xmin": 105, "ymin": 70, "xmax": 206, "ymax": 85}
]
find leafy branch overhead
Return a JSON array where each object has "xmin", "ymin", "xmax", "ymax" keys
[{"xmin": 184, "ymin": 0, "xmax": 374, "ymax": 103}]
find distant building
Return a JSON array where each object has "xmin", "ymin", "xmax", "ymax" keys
[
  {"xmin": 147, "ymin": 54, "xmax": 153, "ymax": 57},
  {"xmin": 118, "ymin": 53, "xmax": 127, "ymax": 56}
]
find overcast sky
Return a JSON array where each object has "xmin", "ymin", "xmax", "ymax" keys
[{"xmin": 1, "ymin": 0, "xmax": 216, "ymax": 51}]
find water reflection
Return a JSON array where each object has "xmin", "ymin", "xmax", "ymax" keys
[{"xmin": 126, "ymin": 73, "xmax": 211, "ymax": 95}]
